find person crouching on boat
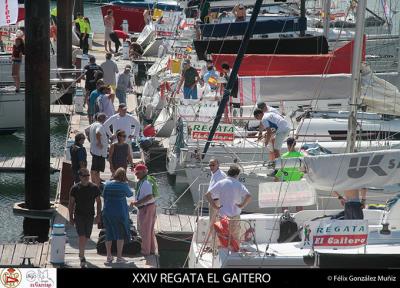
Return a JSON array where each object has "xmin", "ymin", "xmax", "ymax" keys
[
  {"xmin": 333, "ymin": 189, "xmax": 367, "ymax": 220},
  {"xmin": 11, "ymin": 37, "xmax": 24, "ymax": 93},
  {"xmin": 253, "ymin": 108, "xmax": 290, "ymax": 160},
  {"xmin": 205, "ymin": 164, "xmax": 252, "ymax": 247}
]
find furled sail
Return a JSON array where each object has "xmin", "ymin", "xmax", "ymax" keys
[{"xmin": 303, "ymin": 149, "xmax": 400, "ymax": 191}]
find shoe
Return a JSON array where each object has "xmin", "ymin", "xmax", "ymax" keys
[
  {"xmin": 15, "ymin": 89, "xmax": 19, "ymax": 93},
  {"xmin": 116, "ymin": 257, "xmax": 127, "ymax": 263},
  {"xmin": 79, "ymin": 256, "xmax": 86, "ymax": 268},
  {"xmin": 105, "ymin": 256, "xmax": 114, "ymax": 264}
]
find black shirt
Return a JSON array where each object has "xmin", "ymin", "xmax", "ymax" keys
[
  {"xmin": 70, "ymin": 144, "xmax": 87, "ymax": 172},
  {"xmin": 70, "ymin": 182, "xmax": 100, "ymax": 216},
  {"xmin": 84, "ymin": 63, "xmax": 103, "ymax": 91}
]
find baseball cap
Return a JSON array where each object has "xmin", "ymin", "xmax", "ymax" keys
[
  {"xmin": 183, "ymin": 59, "xmax": 190, "ymax": 65},
  {"xmin": 257, "ymin": 102, "xmax": 266, "ymax": 110},
  {"xmin": 134, "ymin": 164, "xmax": 148, "ymax": 173},
  {"xmin": 119, "ymin": 103, "xmax": 127, "ymax": 110}
]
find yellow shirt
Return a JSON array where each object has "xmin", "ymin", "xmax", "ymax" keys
[
  {"xmin": 81, "ymin": 22, "xmax": 91, "ymax": 34},
  {"xmin": 50, "ymin": 7, "xmax": 57, "ymax": 17},
  {"xmin": 74, "ymin": 18, "xmax": 85, "ymax": 33}
]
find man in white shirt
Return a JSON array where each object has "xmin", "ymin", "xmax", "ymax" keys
[
  {"xmin": 100, "ymin": 52, "xmax": 119, "ymax": 89},
  {"xmin": 206, "ymin": 164, "xmax": 252, "ymax": 245},
  {"xmin": 207, "ymin": 158, "xmax": 226, "ymax": 246},
  {"xmin": 257, "ymin": 102, "xmax": 281, "ymax": 115},
  {"xmin": 253, "ymin": 108, "xmax": 290, "ymax": 160},
  {"xmin": 103, "ymin": 103, "xmax": 141, "ymax": 142},
  {"xmin": 89, "ymin": 113, "xmax": 108, "ymax": 187}
]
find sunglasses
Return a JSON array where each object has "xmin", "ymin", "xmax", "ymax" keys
[
  {"xmin": 118, "ymin": 135, "xmax": 127, "ymax": 138},
  {"xmin": 80, "ymin": 174, "xmax": 90, "ymax": 177}
]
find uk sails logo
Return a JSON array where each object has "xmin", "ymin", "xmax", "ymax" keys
[{"xmin": 347, "ymin": 155, "xmax": 387, "ymax": 178}]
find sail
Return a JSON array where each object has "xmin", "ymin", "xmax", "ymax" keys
[
  {"xmin": 193, "ymin": 36, "xmax": 329, "ymax": 61},
  {"xmin": 304, "ymin": 149, "xmax": 400, "ymax": 191},
  {"xmin": 211, "ymin": 39, "xmax": 360, "ymax": 76},
  {"xmin": 0, "ymin": 0, "xmax": 18, "ymax": 26},
  {"xmin": 199, "ymin": 16, "xmax": 306, "ymax": 37}
]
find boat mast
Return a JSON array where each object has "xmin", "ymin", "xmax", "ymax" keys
[
  {"xmin": 323, "ymin": 0, "xmax": 331, "ymax": 39},
  {"xmin": 345, "ymin": 0, "xmax": 366, "ymax": 153},
  {"xmin": 201, "ymin": 0, "xmax": 264, "ymax": 158}
]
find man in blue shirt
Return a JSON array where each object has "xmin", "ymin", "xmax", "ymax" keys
[
  {"xmin": 202, "ymin": 60, "xmax": 219, "ymax": 92},
  {"xmin": 88, "ymin": 79, "xmax": 104, "ymax": 123}
]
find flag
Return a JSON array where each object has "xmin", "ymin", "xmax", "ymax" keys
[{"xmin": 0, "ymin": 0, "xmax": 18, "ymax": 27}]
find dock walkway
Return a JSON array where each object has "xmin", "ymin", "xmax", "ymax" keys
[{"xmin": 0, "ymin": 242, "xmax": 49, "ymax": 268}]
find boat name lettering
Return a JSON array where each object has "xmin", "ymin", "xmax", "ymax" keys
[
  {"xmin": 316, "ymin": 225, "xmax": 366, "ymax": 234},
  {"xmin": 347, "ymin": 154, "xmax": 400, "ymax": 178}
]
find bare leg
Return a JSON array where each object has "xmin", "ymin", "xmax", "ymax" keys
[
  {"xmin": 108, "ymin": 41, "xmax": 112, "ymax": 52},
  {"xmin": 274, "ymin": 149, "xmax": 281, "ymax": 159},
  {"xmin": 104, "ymin": 41, "xmax": 108, "ymax": 52},
  {"xmin": 78, "ymin": 236, "xmax": 88, "ymax": 258},
  {"xmin": 116, "ymin": 239, "xmax": 124, "ymax": 258},
  {"xmin": 105, "ymin": 240, "xmax": 112, "ymax": 259},
  {"xmin": 91, "ymin": 170, "xmax": 100, "ymax": 187}
]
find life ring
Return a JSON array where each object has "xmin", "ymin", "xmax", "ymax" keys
[{"xmin": 213, "ymin": 217, "xmax": 240, "ymax": 251}]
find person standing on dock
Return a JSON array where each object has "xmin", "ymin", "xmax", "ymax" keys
[
  {"xmin": 70, "ymin": 133, "xmax": 87, "ymax": 184},
  {"xmin": 89, "ymin": 113, "xmax": 108, "ymax": 187},
  {"xmin": 74, "ymin": 13, "xmax": 85, "ymax": 50},
  {"xmin": 81, "ymin": 17, "xmax": 92, "ymax": 55},
  {"xmin": 88, "ymin": 79, "xmax": 105, "ymax": 124},
  {"xmin": 253, "ymin": 108, "xmax": 290, "ymax": 160},
  {"xmin": 97, "ymin": 85, "xmax": 116, "ymax": 119},
  {"xmin": 11, "ymin": 37, "xmax": 24, "ymax": 93},
  {"xmin": 104, "ymin": 9, "xmax": 115, "ymax": 53},
  {"xmin": 115, "ymin": 65, "xmax": 134, "ymax": 105},
  {"xmin": 205, "ymin": 164, "xmax": 252, "ymax": 245},
  {"xmin": 130, "ymin": 164, "xmax": 158, "ymax": 256},
  {"xmin": 84, "ymin": 56, "xmax": 103, "ymax": 107},
  {"xmin": 100, "ymin": 53, "xmax": 119, "ymax": 90},
  {"xmin": 109, "ymin": 129, "xmax": 135, "ymax": 177},
  {"xmin": 177, "ymin": 59, "xmax": 200, "ymax": 101},
  {"xmin": 68, "ymin": 168, "xmax": 102, "ymax": 268},
  {"xmin": 103, "ymin": 103, "xmax": 141, "ymax": 144},
  {"xmin": 50, "ymin": 7, "xmax": 57, "ymax": 26},
  {"xmin": 102, "ymin": 168, "xmax": 133, "ymax": 264}
]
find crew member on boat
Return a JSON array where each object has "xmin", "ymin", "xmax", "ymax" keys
[
  {"xmin": 232, "ymin": 3, "xmax": 246, "ymax": 22},
  {"xmin": 253, "ymin": 108, "xmax": 290, "ymax": 160},
  {"xmin": 207, "ymin": 159, "xmax": 226, "ymax": 245},
  {"xmin": 333, "ymin": 189, "xmax": 367, "ymax": 220},
  {"xmin": 205, "ymin": 164, "xmax": 252, "ymax": 245},
  {"xmin": 177, "ymin": 59, "xmax": 200, "ymax": 100}
]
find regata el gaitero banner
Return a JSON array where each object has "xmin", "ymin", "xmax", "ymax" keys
[{"xmin": 0, "ymin": 0, "xmax": 18, "ymax": 27}]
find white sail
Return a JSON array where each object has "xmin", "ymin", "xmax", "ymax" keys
[
  {"xmin": 304, "ymin": 149, "xmax": 400, "ymax": 191},
  {"xmin": 238, "ymin": 70, "xmax": 400, "ymax": 116}
]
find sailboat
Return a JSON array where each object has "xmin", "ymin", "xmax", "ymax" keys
[{"xmin": 188, "ymin": 0, "xmax": 400, "ymax": 268}]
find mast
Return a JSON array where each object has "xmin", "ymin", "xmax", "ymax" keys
[
  {"xmin": 201, "ymin": 0, "xmax": 264, "ymax": 158},
  {"xmin": 346, "ymin": 0, "xmax": 366, "ymax": 153},
  {"xmin": 323, "ymin": 0, "xmax": 331, "ymax": 39}
]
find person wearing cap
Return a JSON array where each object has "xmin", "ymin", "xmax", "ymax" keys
[
  {"xmin": 103, "ymin": 103, "xmax": 141, "ymax": 143},
  {"xmin": 68, "ymin": 167, "xmax": 102, "ymax": 267},
  {"xmin": 232, "ymin": 3, "xmax": 246, "ymax": 22},
  {"xmin": 89, "ymin": 113, "xmax": 108, "ymax": 187},
  {"xmin": 100, "ymin": 52, "xmax": 119, "ymax": 90},
  {"xmin": 130, "ymin": 164, "xmax": 158, "ymax": 256},
  {"xmin": 70, "ymin": 132, "xmax": 87, "ymax": 184},
  {"xmin": 177, "ymin": 59, "xmax": 200, "ymax": 100},
  {"xmin": 253, "ymin": 108, "xmax": 290, "ymax": 160},
  {"xmin": 115, "ymin": 65, "xmax": 134, "ymax": 105},
  {"xmin": 84, "ymin": 56, "xmax": 103, "ymax": 107},
  {"xmin": 102, "ymin": 168, "xmax": 133, "ymax": 264},
  {"xmin": 275, "ymin": 137, "xmax": 305, "ymax": 212}
]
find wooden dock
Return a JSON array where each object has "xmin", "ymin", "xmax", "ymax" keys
[
  {"xmin": 50, "ymin": 104, "xmax": 74, "ymax": 116},
  {"xmin": 0, "ymin": 156, "xmax": 64, "ymax": 173},
  {"xmin": 0, "ymin": 242, "xmax": 49, "ymax": 268}
]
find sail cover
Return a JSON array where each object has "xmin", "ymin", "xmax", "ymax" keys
[
  {"xmin": 304, "ymin": 149, "xmax": 400, "ymax": 191},
  {"xmin": 0, "ymin": 0, "xmax": 18, "ymax": 26}
]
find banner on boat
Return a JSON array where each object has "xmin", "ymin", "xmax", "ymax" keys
[
  {"xmin": 0, "ymin": 0, "xmax": 18, "ymax": 27},
  {"xmin": 302, "ymin": 219, "xmax": 368, "ymax": 249},
  {"xmin": 304, "ymin": 149, "xmax": 400, "ymax": 191},
  {"xmin": 190, "ymin": 122, "xmax": 234, "ymax": 142}
]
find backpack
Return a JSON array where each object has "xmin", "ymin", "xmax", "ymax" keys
[
  {"xmin": 277, "ymin": 214, "xmax": 301, "ymax": 243},
  {"xmin": 137, "ymin": 175, "xmax": 160, "ymax": 199}
]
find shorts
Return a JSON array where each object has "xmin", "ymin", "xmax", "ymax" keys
[
  {"xmin": 91, "ymin": 154, "xmax": 106, "ymax": 172},
  {"xmin": 344, "ymin": 202, "xmax": 364, "ymax": 220},
  {"xmin": 183, "ymin": 86, "xmax": 198, "ymax": 99},
  {"xmin": 75, "ymin": 215, "xmax": 94, "ymax": 238},
  {"xmin": 267, "ymin": 129, "xmax": 290, "ymax": 152}
]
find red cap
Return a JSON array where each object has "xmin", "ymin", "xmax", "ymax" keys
[{"xmin": 134, "ymin": 164, "xmax": 148, "ymax": 173}]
